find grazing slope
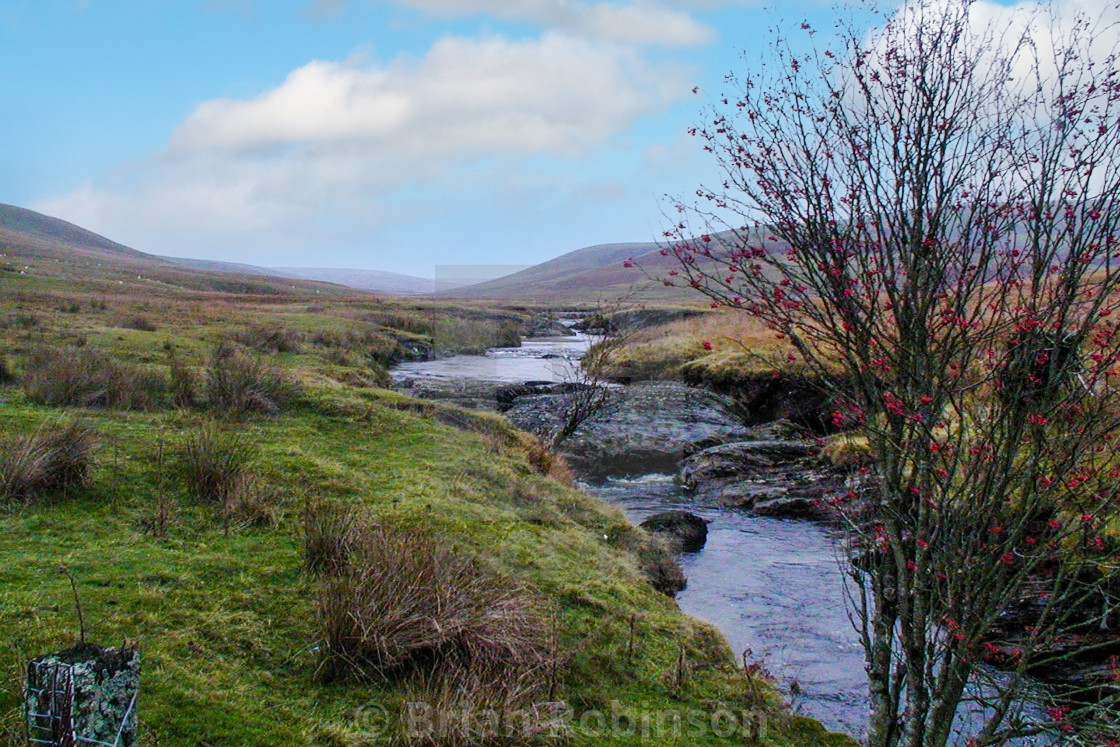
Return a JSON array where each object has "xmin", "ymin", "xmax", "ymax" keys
[
  {"xmin": 0, "ymin": 203, "xmax": 151, "ymax": 261},
  {"xmin": 0, "ymin": 204, "xmax": 351, "ymax": 298}
]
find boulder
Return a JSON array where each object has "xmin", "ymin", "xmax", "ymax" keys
[
  {"xmin": 506, "ymin": 381, "xmax": 751, "ymax": 479},
  {"xmin": 640, "ymin": 511, "xmax": 709, "ymax": 552},
  {"xmin": 680, "ymin": 438, "xmax": 852, "ymax": 521}
]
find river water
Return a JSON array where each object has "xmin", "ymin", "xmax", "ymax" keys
[{"xmin": 391, "ymin": 331, "xmax": 869, "ymax": 735}]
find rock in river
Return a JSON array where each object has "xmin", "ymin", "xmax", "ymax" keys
[
  {"xmin": 505, "ymin": 381, "xmax": 751, "ymax": 478},
  {"xmin": 640, "ymin": 510, "xmax": 709, "ymax": 552},
  {"xmin": 680, "ymin": 437, "xmax": 851, "ymax": 521}
]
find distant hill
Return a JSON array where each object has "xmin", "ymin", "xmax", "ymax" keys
[
  {"xmin": 272, "ymin": 267, "xmax": 438, "ymax": 295},
  {"xmin": 439, "ymin": 240, "xmax": 698, "ymax": 304},
  {"xmin": 0, "ymin": 203, "xmax": 353, "ymax": 298},
  {"xmin": 0, "ymin": 203, "xmax": 153, "ymax": 262}
]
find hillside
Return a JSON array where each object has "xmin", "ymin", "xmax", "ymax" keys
[
  {"xmin": 0, "ymin": 236, "xmax": 847, "ymax": 747},
  {"xmin": 272, "ymin": 266, "xmax": 438, "ymax": 295},
  {"xmin": 440, "ymin": 239, "xmax": 705, "ymax": 304},
  {"xmin": 439, "ymin": 240, "xmax": 689, "ymax": 302},
  {"xmin": 0, "ymin": 204, "xmax": 353, "ymax": 298}
]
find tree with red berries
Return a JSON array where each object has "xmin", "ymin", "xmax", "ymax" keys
[{"xmin": 663, "ymin": 0, "xmax": 1120, "ymax": 744}]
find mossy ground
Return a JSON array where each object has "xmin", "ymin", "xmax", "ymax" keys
[{"xmin": 0, "ymin": 275, "xmax": 854, "ymax": 746}]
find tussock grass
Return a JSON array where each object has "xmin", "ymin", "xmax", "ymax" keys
[
  {"xmin": 0, "ymin": 420, "xmax": 96, "ymax": 502},
  {"xmin": 22, "ymin": 346, "xmax": 164, "ymax": 409},
  {"xmin": 167, "ymin": 351, "xmax": 197, "ymax": 408},
  {"xmin": 233, "ymin": 323, "xmax": 305, "ymax": 353},
  {"xmin": 121, "ymin": 315, "xmax": 157, "ymax": 332},
  {"xmin": 303, "ymin": 500, "xmax": 364, "ymax": 576},
  {"xmin": 178, "ymin": 423, "xmax": 253, "ymax": 504},
  {"xmin": 316, "ymin": 523, "xmax": 553, "ymax": 707},
  {"xmin": 205, "ymin": 342, "xmax": 291, "ymax": 415}
]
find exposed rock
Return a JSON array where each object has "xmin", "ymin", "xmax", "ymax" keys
[
  {"xmin": 679, "ymin": 438, "xmax": 851, "ymax": 521},
  {"xmin": 640, "ymin": 511, "xmax": 709, "ymax": 552},
  {"xmin": 391, "ymin": 378, "xmax": 507, "ymax": 411},
  {"xmin": 683, "ymin": 370, "xmax": 840, "ymax": 433},
  {"xmin": 506, "ymin": 381, "xmax": 751, "ymax": 479},
  {"xmin": 494, "ymin": 381, "xmax": 588, "ymax": 412},
  {"xmin": 524, "ymin": 315, "xmax": 575, "ymax": 338}
]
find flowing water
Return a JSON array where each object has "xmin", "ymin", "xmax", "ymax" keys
[{"xmin": 392, "ymin": 330, "xmax": 869, "ymax": 735}]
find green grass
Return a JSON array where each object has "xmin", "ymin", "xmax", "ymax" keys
[{"xmin": 0, "ymin": 254, "xmax": 854, "ymax": 746}]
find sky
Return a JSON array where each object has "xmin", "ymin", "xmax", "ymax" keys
[{"xmin": 0, "ymin": 0, "xmax": 1095, "ymax": 278}]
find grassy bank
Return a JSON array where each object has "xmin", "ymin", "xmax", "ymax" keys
[{"xmin": 0, "ymin": 280, "xmax": 852, "ymax": 746}]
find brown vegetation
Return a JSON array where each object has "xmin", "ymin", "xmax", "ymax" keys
[{"xmin": 0, "ymin": 420, "xmax": 97, "ymax": 502}]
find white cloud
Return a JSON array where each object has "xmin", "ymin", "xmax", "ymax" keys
[
  {"xmin": 396, "ymin": 0, "xmax": 714, "ymax": 47},
  {"xmin": 170, "ymin": 34, "xmax": 682, "ymax": 157},
  {"xmin": 36, "ymin": 33, "xmax": 688, "ymax": 262}
]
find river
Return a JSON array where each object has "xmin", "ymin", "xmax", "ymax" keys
[
  {"xmin": 391, "ymin": 327, "xmax": 1065, "ymax": 743},
  {"xmin": 392, "ymin": 330, "xmax": 868, "ymax": 735}
]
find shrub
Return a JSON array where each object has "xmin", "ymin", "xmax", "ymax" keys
[
  {"xmin": 204, "ymin": 342, "xmax": 290, "ymax": 415},
  {"xmin": 0, "ymin": 421, "xmax": 97, "ymax": 502},
  {"xmin": 178, "ymin": 424, "xmax": 253, "ymax": 504},
  {"xmin": 0, "ymin": 357, "xmax": 14, "ymax": 384},
  {"xmin": 22, "ymin": 347, "xmax": 162, "ymax": 409},
  {"xmin": 316, "ymin": 524, "xmax": 552, "ymax": 701}
]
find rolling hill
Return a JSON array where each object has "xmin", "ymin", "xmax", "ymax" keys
[
  {"xmin": 439, "ymin": 239, "xmax": 704, "ymax": 304},
  {"xmin": 0, "ymin": 204, "xmax": 368, "ymax": 299}
]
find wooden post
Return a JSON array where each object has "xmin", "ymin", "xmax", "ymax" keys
[{"xmin": 26, "ymin": 643, "xmax": 139, "ymax": 747}]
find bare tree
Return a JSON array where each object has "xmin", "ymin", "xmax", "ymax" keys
[
  {"xmin": 534, "ymin": 304, "xmax": 635, "ymax": 451},
  {"xmin": 659, "ymin": 0, "xmax": 1120, "ymax": 744}
]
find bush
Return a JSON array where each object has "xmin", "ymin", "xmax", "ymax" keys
[
  {"xmin": 316, "ymin": 524, "xmax": 552, "ymax": 701},
  {"xmin": 204, "ymin": 342, "xmax": 290, "ymax": 415},
  {"xmin": 168, "ymin": 351, "xmax": 197, "ymax": 408},
  {"xmin": 0, "ymin": 357, "xmax": 14, "ymax": 384},
  {"xmin": 22, "ymin": 347, "xmax": 162, "ymax": 409},
  {"xmin": 0, "ymin": 421, "xmax": 97, "ymax": 502},
  {"xmin": 178, "ymin": 424, "xmax": 253, "ymax": 504}
]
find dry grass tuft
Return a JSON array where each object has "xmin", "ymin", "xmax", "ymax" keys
[
  {"xmin": 22, "ymin": 347, "xmax": 164, "ymax": 409},
  {"xmin": 232, "ymin": 323, "xmax": 304, "ymax": 354},
  {"xmin": 315, "ymin": 524, "xmax": 554, "ymax": 716},
  {"xmin": 204, "ymin": 342, "xmax": 291, "ymax": 415},
  {"xmin": 178, "ymin": 423, "xmax": 253, "ymax": 504},
  {"xmin": 0, "ymin": 421, "xmax": 97, "ymax": 502},
  {"xmin": 303, "ymin": 500, "xmax": 365, "ymax": 576}
]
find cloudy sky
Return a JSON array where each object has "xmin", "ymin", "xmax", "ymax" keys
[
  {"xmin": 0, "ymin": 0, "xmax": 828, "ymax": 276},
  {"xmin": 2, "ymin": 0, "xmax": 1071, "ymax": 277}
]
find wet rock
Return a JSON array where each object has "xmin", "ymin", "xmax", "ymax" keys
[
  {"xmin": 506, "ymin": 381, "xmax": 751, "ymax": 479},
  {"xmin": 494, "ymin": 381, "xmax": 588, "ymax": 412},
  {"xmin": 753, "ymin": 496, "xmax": 830, "ymax": 521},
  {"xmin": 525, "ymin": 315, "xmax": 575, "ymax": 338},
  {"xmin": 680, "ymin": 438, "xmax": 850, "ymax": 521},
  {"xmin": 640, "ymin": 511, "xmax": 709, "ymax": 552},
  {"xmin": 391, "ymin": 378, "xmax": 508, "ymax": 411}
]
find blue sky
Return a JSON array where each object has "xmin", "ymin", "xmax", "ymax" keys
[{"xmin": 1, "ymin": 1, "xmax": 876, "ymax": 276}]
